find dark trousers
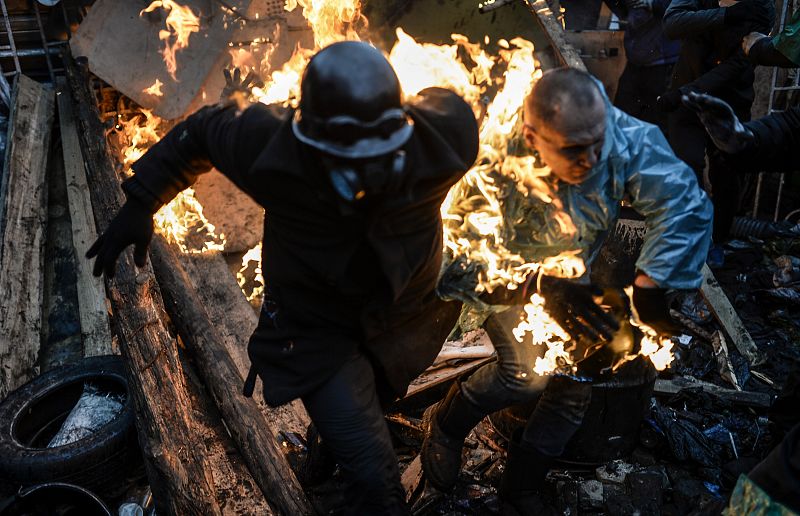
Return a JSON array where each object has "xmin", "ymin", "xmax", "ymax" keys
[
  {"xmin": 748, "ymin": 423, "xmax": 800, "ymax": 512},
  {"xmin": 462, "ymin": 308, "xmax": 592, "ymax": 457},
  {"xmin": 668, "ymin": 106, "xmax": 751, "ymax": 242},
  {"xmin": 614, "ymin": 62, "xmax": 674, "ymax": 136},
  {"xmin": 301, "ymin": 352, "xmax": 408, "ymax": 516}
]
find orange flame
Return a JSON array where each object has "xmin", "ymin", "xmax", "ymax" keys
[
  {"xmin": 141, "ymin": 0, "xmax": 201, "ymax": 80},
  {"xmin": 143, "ymin": 79, "xmax": 164, "ymax": 97}
]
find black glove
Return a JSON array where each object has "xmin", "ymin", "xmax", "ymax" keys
[
  {"xmin": 632, "ymin": 285, "xmax": 681, "ymax": 336},
  {"xmin": 539, "ymin": 276, "xmax": 620, "ymax": 342},
  {"xmin": 86, "ymin": 197, "xmax": 155, "ymax": 278},
  {"xmin": 681, "ymin": 91, "xmax": 755, "ymax": 154},
  {"xmin": 657, "ymin": 88, "xmax": 683, "ymax": 113},
  {"xmin": 221, "ymin": 67, "xmax": 263, "ymax": 105},
  {"xmin": 724, "ymin": 0, "xmax": 770, "ymax": 27}
]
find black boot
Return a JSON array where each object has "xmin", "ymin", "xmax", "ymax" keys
[
  {"xmin": 420, "ymin": 381, "xmax": 486, "ymax": 491},
  {"xmin": 499, "ymin": 433, "xmax": 558, "ymax": 516}
]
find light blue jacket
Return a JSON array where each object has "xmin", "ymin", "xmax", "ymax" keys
[{"xmin": 555, "ymin": 87, "xmax": 713, "ymax": 289}]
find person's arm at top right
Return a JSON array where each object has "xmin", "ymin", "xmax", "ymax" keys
[{"xmin": 662, "ymin": 0, "xmax": 724, "ymax": 39}]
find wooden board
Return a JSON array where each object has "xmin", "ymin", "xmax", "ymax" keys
[
  {"xmin": 699, "ymin": 264, "xmax": 761, "ymax": 366},
  {"xmin": 57, "ymin": 82, "xmax": 113, "ymax": 357},
  {"xmin": 70, "ymin": 0, "xmax": 281, "ymax": 119},
  {"xmin": 0, "ymin": 75, "xmax": 54, "ymax": 400},
  {"xmin": 524, "ymin": 0, "xmax": 586, "ymax": 70},
  {"xmin": 654, "ymin": 377, "xmax": 772, "ymax": 408}
]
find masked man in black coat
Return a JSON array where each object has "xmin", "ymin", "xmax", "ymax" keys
[{"xmin": 86, "ymin": 41, "xmax": 479, "ymax": 515}]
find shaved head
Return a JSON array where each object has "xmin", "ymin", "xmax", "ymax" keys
[
  {"xmin": 524, "ymin": 67, "xmax": 604, "ymax": 128},
  {"xmin": 522, "ymin": 68, "xmax": 607, "ymax": 184}
]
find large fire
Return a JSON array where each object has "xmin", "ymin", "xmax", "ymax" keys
[{"xmin": 122, "ymin": 0, "xmax": 673, "ymax": 375}]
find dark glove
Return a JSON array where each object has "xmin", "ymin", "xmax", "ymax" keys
[
  {"xmin": 86, "ymin": 197, "xmax": 155, "ymax": 278},
  {"xmin": 632, "ymin": 285, "xmax": 681, "ymax": 336},
  {"xmin": 221, "ymin": 67, "xmax": 263, "ymax": 105},
  {"xmin": 657, "ymin": 88, "xmax": 683, "ymax": 113},
  {"xmin": 539, "ymin": 276, "xmax": 620, "ymax": 342},
  {"xmin": 724, "ymin": 0, "xmax": 770, "ymax": 27},
  {"xmin": 682, "ymin": 91, "xmax": 755, "ymax": 154}
]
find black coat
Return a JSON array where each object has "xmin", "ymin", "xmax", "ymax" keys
[
  {"xmin": 124, "ymin": 87, "xmax": 479, "ymax": 404},
  {"xmin": 663, "ymin": 0, "xmax": 774, "ymax": 113},
  {"xmin": 721, "ymin": 106, "xmax": 800, "ymax": 174}
]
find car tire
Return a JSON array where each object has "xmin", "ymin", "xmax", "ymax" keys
[{"xmin": 0, "ymin": 355, "xmax": 142, "ymax": 499}]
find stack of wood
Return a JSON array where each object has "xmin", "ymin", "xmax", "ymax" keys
[{"xmin": 0, "ymin": 52, "xmax": 316, "ymax": 513}]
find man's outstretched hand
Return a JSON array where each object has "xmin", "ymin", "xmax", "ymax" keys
[
  {"xmin": 539, "ymin": 276, "xmax": 620, "ymax": 342},
  {"xmin": 86, "ymin": 198, "xmax": 154, "ymax": 278},
  {"xmin": 682, "ymin": 91, "xmax": 755, "ymax": 154}
]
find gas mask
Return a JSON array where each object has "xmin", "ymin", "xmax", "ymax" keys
[{"xmin": 321, "ymin": 150, "xmax": 407, "ymax": 202}]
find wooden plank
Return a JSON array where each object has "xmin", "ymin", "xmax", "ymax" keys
[
  {"xmin": 177, "ymin": 251, "xmax": 310, "ymax": 435},
  {"xmin": 64, "ymin": 48, "xmax": 222, "ymax": 515},
  {"xmin": 150, "ymin": 237, "xmax": 314, "ymax": 515},
  {"xmin": 401, "ymin": 456, "xmax": 424, "ymax": 503},
  {"xmin": 699, "ymin": 264, "xmax": 762, "ymax": 366},
  {"xmin": 405, "ymin": 357, "xmax": 495, "ymax": 399},
  {"xmin": 653, "ymin": 378, "xmax": 772, "ymax": 408},
  {"xmin": 57, "ymin": 82, "xmax": 113, "ymax": 357},
  {"xmin": 524, "ymin": 0, "xmax": 587, "ymax": 70},
  {"xmin": 0, "ymin": 75, "xmax": 54, "ymax": 400}
]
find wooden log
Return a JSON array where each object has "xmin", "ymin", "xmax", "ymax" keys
[
  {"xmin": 653, "ymin": 378, "xmax": 772, "ymax": 408},
  {"xmin": 699, "ymin": 264, "xmax": 762, "ymax": 366},
  {"xmin": 64, "ymin": 49, "xmax": 222, "ymax": 515},
  {"xmin": 176, "ymin": 251, "xmax": 310, "ymax": 435},
  {"xmin": 56, "ymin": 80, "xmax": 113, "ymax": 357},
  {"xmin": 0, "ymin": 75, "xmax": 54, "ymax": 400},
  {"xmin": 523, "ymin": 0, "xmax": 586, "ymax": 70},
  {"xmin": 150, "ymin": 237, "xmax": 315, "ymax": 515},
  {"xmin": 179, "ymin": 347, "xmax": 275, "ymax": 515}
]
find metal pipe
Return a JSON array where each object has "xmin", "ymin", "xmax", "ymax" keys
[
  {"xmin": 32, "ymin": 1, "xmax": 55, "ymax": 84},
  {"xmin": 0, "ymin": 0, "xmax": 20, "ymax": 74},
  {"xmin": 0, "ymin": 46, "xmax": 62, "ymax": 58},
  {"xmin": 774, "ymin": 173, "xmax": 786, "ymax": 222}
]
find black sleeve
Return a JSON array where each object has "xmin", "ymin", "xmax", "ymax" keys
[
  {"xmin": 409, "ymin": 87, "xmax": 480, "ymax": 170},
  {"xmin": 748, "ymin": 38, "xmax": 798, "ymax": 68},
  {"xmin": 724, "ymin": 107, "xmax": 800, "ymax": 173},
  {"xmin": 680, "ymin": 51, "xmax": 753, "ymax": 96},
  {"xmin": 663, "ymin": 0, "xmax": 724, "ymax": 40},
  {"xmin": 122, "ymin": 102, "xmax": 281, "ymax": 211}
]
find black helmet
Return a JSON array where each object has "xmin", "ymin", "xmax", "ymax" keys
[{"xmin": 292, "ymin": 41, "xmax": 414, "ymax": 160}]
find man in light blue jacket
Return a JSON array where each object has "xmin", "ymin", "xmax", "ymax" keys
[{"xmin": 423, "ymin": 67, "xmax": 713, "ymax": 514}]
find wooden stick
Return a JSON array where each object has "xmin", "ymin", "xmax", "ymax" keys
[
  {"xmin": 523, "ymin": 0, "xmax": 586, "ymax": 70},
  {"xmin": 56, "ymin": 80, "xmax": 113, "ymax": 357},
  {"xmin": 150, "ymin": 237, "xmax": 315, "ymax": 515},
  {"xmin": 699, "ymin": 264, "xmax": 761, "ymax": 366},
  {"xmin": 653, "ymin": 377, "xmax": 772, "ymax": 408},
  {"xmin": 64, "ymin": 48, "xmax": 222, "ymax": 515},
  {"xmin": 0, "ymin": 75, "xmax": 54, "ymax": 399}
]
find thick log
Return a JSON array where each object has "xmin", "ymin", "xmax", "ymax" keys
[
  {"xmin": 0, "ymin": 75, "xmax": 54, "ymax": 399},
  {"xmin": 64, "ymin": 48, "xmax": 222, "ymax": 514},
  {"xmin": 150, "ymin": 237, "xmax": 315, "ymax": 515},
  {"xmin": 524, "ymin": 0, "xmax": 586, "ymax": 70},
  {"xmin": 56, "ymin": 80, "xmax": 113, "ymax": 357},
  {"xmin": 176, "ymin": 251, "xmax": 310, "ymax": 435}
]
